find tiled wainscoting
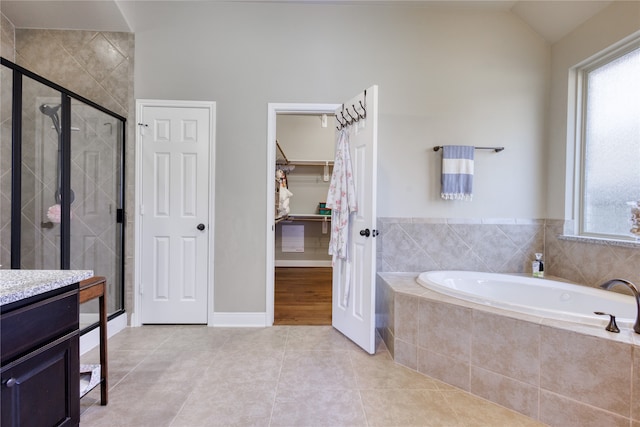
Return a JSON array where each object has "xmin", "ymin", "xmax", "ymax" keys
[
  {"xmin": 376, "ymin": 273, "xmax": 640, "ymax": 427},
  {"xmin": 377, "ymin": 217, "xmax": 640, "ymax": 289}
]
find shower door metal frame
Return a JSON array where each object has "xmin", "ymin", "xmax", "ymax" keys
[{"xmin": 1, "ymin": 57, "xmax": 127, "ymax": 324}]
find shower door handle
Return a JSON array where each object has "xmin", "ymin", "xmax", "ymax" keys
[
  {"xmin": 359, "ymin": 229, "xmax": 370, "ymax": 237},
  {"xmin": 197, "ymin": 223, "xmax": 206, "ymax": 231}
]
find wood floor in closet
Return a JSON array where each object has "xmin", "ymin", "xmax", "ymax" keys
[{"xmin": 274, "ymin": 267, "xmax": 332, "ymax": 325}]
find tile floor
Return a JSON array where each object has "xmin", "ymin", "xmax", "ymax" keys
[{"xmin": 80, "ymin": 325, "xmax": 546, "ymax": 427}]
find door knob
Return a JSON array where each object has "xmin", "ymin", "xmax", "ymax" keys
[
  {"xmin": 197, "ymin": 223, "xmax": 205, "ymax": 231},
  {"xmin": 360, "ymin": 229, "xmax": 370, "ymax": 237}
]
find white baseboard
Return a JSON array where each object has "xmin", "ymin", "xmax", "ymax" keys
[
  {"xmin": 79, "ymin": 312, "xmax": 128, "ymax": 355},
  {"xmin": 275, "ymin": 260, "xmax": 332, "ymax": 267},
  {"xmin": 211, "ymin": 312, "xmax": 269, "ymax": 327}
]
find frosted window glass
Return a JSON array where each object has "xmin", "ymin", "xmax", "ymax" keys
[{"xmin": 583, "ymin": 47, "xmax": 640, "ymax": 237}]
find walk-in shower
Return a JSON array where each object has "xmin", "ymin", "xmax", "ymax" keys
[{"xmin": 1, "ymin": 58, "xmax": 125, "ymax": 328}]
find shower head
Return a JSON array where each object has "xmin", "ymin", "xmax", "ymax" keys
[
  {"xmin": 39, "ymin": 103, "xmax": 61, "ymax": 117},
  {"xmin": 39, "ymin": 103, "xmax": 61, "ymax": 135}
]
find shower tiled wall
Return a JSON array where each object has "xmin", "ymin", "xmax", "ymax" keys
[
  {"xmin": 5, "ymin": 28, "xmax": 135, "ymax": 318},
  {"xmin": 378, "ymin": 217, "xmax": 640, "ymax": 289},
  {"xmin": 0, "ymin": 12, "xmax": 14, "ymax": 61},
  {"xmin": 0, "ymin": 12, "xmax": 15, "ymax": 269}
]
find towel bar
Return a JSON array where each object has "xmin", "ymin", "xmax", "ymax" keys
[{"xmin": 433, "ymin": 146, "xmax": 504, "ymax": 153}]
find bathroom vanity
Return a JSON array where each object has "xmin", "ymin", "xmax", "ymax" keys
[{"xmin": 0, "ymin": 270, "xmax": 92, "ymax": 427}]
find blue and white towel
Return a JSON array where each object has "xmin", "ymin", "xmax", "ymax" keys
[{"xmin": 441, "ymin": 145, "xmax": 474, "ymax": 201}]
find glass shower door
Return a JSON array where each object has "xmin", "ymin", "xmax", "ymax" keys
[
  {"xmin": 70, "ymin": 102, "xmax": 123, "ymax": 326},
  {"xmin": 21, "ymin": 75, "xmax": 63, "ymax": 270},
  {"xmin": 2, "ymin": 58, "xmax": 126, "ymax": 326}
]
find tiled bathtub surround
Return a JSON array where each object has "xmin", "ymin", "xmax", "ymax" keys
[
  {"xmin": 378, "ymin": 217, "xmax": 640, "ymax": 290},
  {"xmin": 545, "ymin": 219, "xmax": 640, "ymax": 288},
  {"xmin": 378, "ymin": 218, "xmax": 545, "ymax": 274},
  {"xmin": 377, "ymin": 273, "xmax": 640, "ymax": 427}
]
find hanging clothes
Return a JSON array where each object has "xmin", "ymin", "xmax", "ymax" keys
[{"xmin": 326, "ymin": 128, "xmax": 358, "ymax": 304}]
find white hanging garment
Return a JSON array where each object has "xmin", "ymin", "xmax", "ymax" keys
[{"xmin": 326, "ymin": 128, "xmax": 358, "ymax": 304}]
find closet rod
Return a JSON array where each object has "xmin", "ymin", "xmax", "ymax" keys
[
  {"xmin": 433, "ymin": 146, "xmax": 504, "ymax": 153},
  {"xmin": 282, "ymin": 215, "xmax": 331, "ymax": 222}
]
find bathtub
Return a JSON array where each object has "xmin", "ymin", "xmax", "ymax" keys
[{"xmin": 416, "ymin": 270, "xmax": 637, "ymax": 328}]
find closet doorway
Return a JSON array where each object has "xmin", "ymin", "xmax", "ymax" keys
[
  {"xmin": 268, "ymin": 87, "xmax": 378, "ymax": 353},
  {"xmin": 266, "ymin": 104, "xmax": 340, "ymax": 325}
]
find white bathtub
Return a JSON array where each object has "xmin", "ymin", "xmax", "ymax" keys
[{"xmin": 417, "ymin": 270, "xmax": 637, "ymax": 328}]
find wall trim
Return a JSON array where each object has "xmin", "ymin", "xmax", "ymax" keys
[{"xmin": 211, "ymin": 312, "xmax": 269, "ymax": 327}]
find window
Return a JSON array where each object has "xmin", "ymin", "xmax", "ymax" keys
[{"xmin": 577, "ymin": 40, "xmax": 640, "ymax": 241}]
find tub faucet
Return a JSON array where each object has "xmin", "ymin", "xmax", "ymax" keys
[{"xmin": 600, "ymin": 279, "xmax": 640, "ymax": 334}]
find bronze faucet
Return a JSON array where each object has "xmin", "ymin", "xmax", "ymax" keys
[{"xmin": 600, "ymin": 279, "xmax": 640, "ymax": 334}]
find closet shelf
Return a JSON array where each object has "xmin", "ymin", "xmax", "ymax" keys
[
  {"xmin": 276, "ymin": 140, "xmax": 333, "ymax": 166},
  {"xmin": 284, "ymin": 214, "xmax": 332, "ymax": 222},
  {"xmin": 285, "ymin": 160, "xmax": 333, "ymax": 167}
]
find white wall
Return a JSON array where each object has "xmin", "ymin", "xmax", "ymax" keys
[
  {"xmin": 124, "ymin": 2, "xmax": 550, "ymax": 313},
  {"xmin": 547, "ymin": 1, "xmax": 640, "ymax": 220}
]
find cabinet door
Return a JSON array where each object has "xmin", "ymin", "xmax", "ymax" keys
[{"xmin": 1, "ymin": 335, "xmax": 79, "ymax": 427}]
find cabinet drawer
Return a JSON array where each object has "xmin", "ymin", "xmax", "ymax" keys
[
  {"xmin": 1, "ymin": 291, "xmax": 78, "ymax": 364},
  {"xmin": 1, "ymin": 333, "xmax": 80, "ymax": 427}
]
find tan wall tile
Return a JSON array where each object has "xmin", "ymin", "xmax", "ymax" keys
[
  {"xmin": 540, "ymin": 326, "xmax": 632, "ymax": 416},
  {"xmin": 417, "ymin": 347, "xmax": 470, "ymax": 391},
  {"xmin": 395, "ymin": 293, "xmax": 418, "ymax": 344},
  {"xmin": 393, "ymin": 338, "xmax": 417, "ymax": 370},
  {"xmin": 472, "ymin": 310, "xmax": 540, "ymax": 386},
  {"xmin": 540, "ymin": 390, "xmax": 629, "ymax": 427},
  {"xmin": 417, "ymin": 299, "xmax": 472, "ymax": 360},
  {"xmin": 470, "ymin": 366, "xmax": 539, "ymax": 419}
]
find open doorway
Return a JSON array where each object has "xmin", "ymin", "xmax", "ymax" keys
[{"xmin": 266, "ymin": 103, "xmax": 340, "ymax": 326}]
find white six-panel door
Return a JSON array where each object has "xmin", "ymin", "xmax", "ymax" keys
[
  {"xmin": 332, "ymin": 86, "xmax": 378, "ymax": 354},
  {"xmin": 137, "ymin": 102, "xmax": 214, "ymax": 324}
]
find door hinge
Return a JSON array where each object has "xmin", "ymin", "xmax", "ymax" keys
[{"xmin": 116, "ymin": 209, "xmax": 124, "ymax": 223}]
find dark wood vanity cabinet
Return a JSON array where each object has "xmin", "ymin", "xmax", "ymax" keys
[{"xmin": 1, "ymin": 285, "xmax": 80, "ymax": 427}]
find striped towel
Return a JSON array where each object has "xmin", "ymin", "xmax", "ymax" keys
[{"xmin": 441, "ymin": 145, "xmax": 474, "ymax": 201}]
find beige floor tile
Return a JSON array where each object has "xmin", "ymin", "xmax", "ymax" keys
[
  {"xmin": 351, "ymin": 350, "xmax": 441, "ymax": 390},
  {"xmin": 278, "ymin": 350, "xmax": 357, "ymax": 390},
  {"xmin": 81, "ymin": 380, "xmax": 191, "ymax": 427},
  {"xmin": 171, "ymin": 381, "xmax": 276, "ymax": 427},
  {"xmin": 360, "ymin": 389, "xmax": 464, "ymax": 427},
  {"xmin": 78, "ymin": 326, "xmax": 545, "ymax": 427},
  {"xmin": 270, "ymin": 389, "xmax": 367, "ymax": 427},
  {"xmin": 204, "ymin": 349, "xmax": 285, "ymax": 384},
  {"xmin": 442, "ymin": 389, "xmax": 547, "ymax": 427},
  {"xmin": 105, "ymin": 325, "xmax": 177, "ymax": 351},
  {"xmin": 221, "ymin": 326, "xmax": 289, "ymax": 353},
  {"xmin": 286, "ymin": 325, "xmax": 361, "ymax": 351}
]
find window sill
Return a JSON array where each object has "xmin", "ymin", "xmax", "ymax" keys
[{"xmin": 558, "ymin": 234, "xmax": 640, "ymax": 249}]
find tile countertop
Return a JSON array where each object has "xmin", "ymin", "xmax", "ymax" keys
[{"xmin": 0, "ymin": 270, "xmax": 94, "ymax": 307}]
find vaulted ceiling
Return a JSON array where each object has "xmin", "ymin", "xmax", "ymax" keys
[{"xmin": 1, "ymin": 0, "xmax": 614, "ymax": 44}]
